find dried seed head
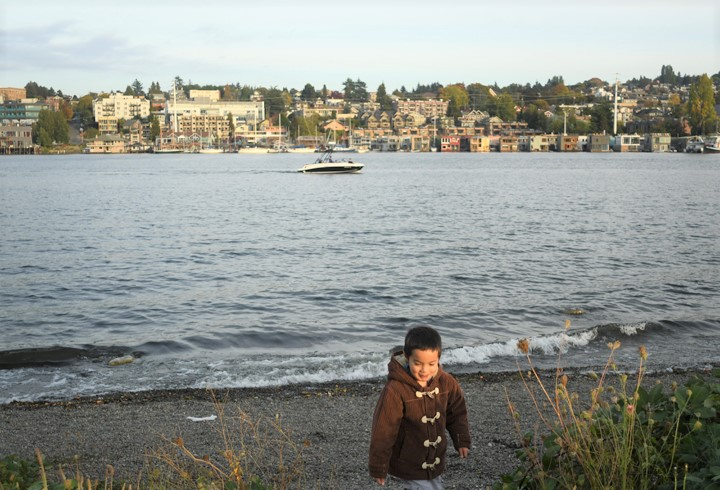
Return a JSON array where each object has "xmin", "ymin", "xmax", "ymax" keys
[
  {"xmin": 639, "ymin": 345, "xmax": 648, "ymax": 360},
  {"xmin": 517, "ymin": 338, "xmax": 530, "ymax": 354}
]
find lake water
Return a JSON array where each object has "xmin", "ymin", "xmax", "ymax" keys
[{"xmin": 1, "ymin": 151, "xmax": 719, "ymax": 403}]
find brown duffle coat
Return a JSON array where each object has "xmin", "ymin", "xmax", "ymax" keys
[{"xmin": 369, "ymin": 351, "xmax": 471, "ymax": 481}]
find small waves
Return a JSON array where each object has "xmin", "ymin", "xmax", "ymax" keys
[
  {"xmin": 2, "ymin": 318, "xmax": 717, "ymax": 404},
  {"xmin": 0, "ymin": 345, "xmax": 133, "ymax": 369}
]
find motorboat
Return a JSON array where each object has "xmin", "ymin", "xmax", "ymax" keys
[
  {"xmin": 703, "ymin": 135, "xmax": 720, "ymax": 153},
  {"xmin": 297, "ymin": 150, "xmax": 364, "ymax": 174},
  {"xmin": 685, "ymin": 136, "xmax": 705, "ymax": 153}
]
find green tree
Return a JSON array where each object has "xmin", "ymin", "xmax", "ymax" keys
[
  {"xmin": 659, "ymin": 65, "xmax": 677, "ymax": 85},
  {"xmin": 342, "ymin": 78, "xmax": 368, "ymax": 102},
  {"xmin": 491, "ymin": 93, "xmax": 517, "ymax": 121},
  {"xmin": 686, "ymin": 74, "xmax": 717, "ymax": 135},
  {"xmin": 439, "ymin": 84, "xmax": 469, "ymax": 117},
  {"xmin": 36, "ymin": 127, "xmax": 52, "ymax": 147},
  {"xmin": 590, "ymin": 101, "xmax": 613, "ymax": 133},
  {"xmin": 150, "ymin": 116, "xmax": 161, "ymax": 143},
  {"xmin": 124, "ymin": 86, "xmax": 134, "ymax": 96},
  {"xmin": 261, "ymin": 87, "xmax": 286, "ymax": 118},
  {"xmin": 300, "ymin": 83, "xmax": 317, "ymax": 101},
  {"xmin": 25, "ymin": 81, "xmax": 54, "ymax": 99},
  {"xmin": 227, "ymin": 112, "xmax": 235, "ymax": 137},
  {"xmin": 520, "ymin": 104, "xmax": 549, "ymax": 132},
  {"xmin": 376, "ymin": 83, "xmax": 393, "ymax": 111},
  {"xmin": 33, "ymin": 109, "xmax": 69, "ymax": 146},
  {"xmin": 74, "ymin": 94, "xmax": 96, "ymax": 130},
  {"xmin": 131, "ymin": 79, "xmax": 144, "ymax": 96},
  {"xmin": 467, "ymin": 83, "xmax": 491, "ymax": 111}
]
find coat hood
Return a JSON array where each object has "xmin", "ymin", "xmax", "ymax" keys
[{"xmin": 387, "ymin": 350, "xmax": 443, "ymax": 390}]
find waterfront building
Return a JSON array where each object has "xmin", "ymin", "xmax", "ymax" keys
[
  {"xmin": 642, "ymin": 133, "xmax": 672, "ymax": 152},
  {"xmin": 525, "ymin": 134, "xmax": 555, "ymax": 152},
  {"xmin": 85, "ymin": 134, "xmax": 127, "ymax": 153},
  {"xmin": 461, "ymin": 136, "xmax": 491, "ymax": 152},
  {"xmin": 587, "ymin": 133, "xmax": 612, "ymax": 152},
  {"xmin": 498, "ymin": 136, "xmax": 520, "ymax": 152},
  {"xmin": 613, "ymin": 134, "xmax": 642, "ymax": 152},
  {"xmin": 557, "ymin": 134, "xmax": 580, "ymax": 152},
  {"xmin": 0, "ymin": 124, "xmax": 34, "ymax": 154}
]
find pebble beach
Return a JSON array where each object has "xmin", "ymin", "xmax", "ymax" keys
[{"xmin": 0, "ymin": 368, "xmax": 710, "ymax": 489}]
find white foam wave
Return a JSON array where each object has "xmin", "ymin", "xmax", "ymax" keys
[
  {"xmin": 443, "ymin": 329, "xmax": 598, "ymax": 365},
  {"xmin": 619, "ymin": 322, "xmax": 648, "ymax": 336},
  {"xmin": 195, "ymin": 359, "xmax": 388, "ymax": 389}
]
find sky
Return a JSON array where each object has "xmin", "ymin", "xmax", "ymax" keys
[{"xmin": 1, "ymin": 0, "xmax": 719, "ymax": 97}]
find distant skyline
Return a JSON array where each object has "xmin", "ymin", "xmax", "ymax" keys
[{"xmin": 2, "ymin": 0, "xmax": 719, "ymax": 97}]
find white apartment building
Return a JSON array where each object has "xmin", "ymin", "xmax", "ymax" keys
[
  {"xmin": 395, "ymin": 99, "xmax": 448, "ymax": 118},
  {"xmin": 166, "ymin": 98, "xmax": 265, "ymax": 134},
  {"xmin": 93, "ymin": 93, "xmax": 150, "ymax": 122}
]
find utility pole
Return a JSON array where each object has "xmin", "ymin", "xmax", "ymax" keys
[
  {"xmin": 613, "ymin": 75, "xmax": 618, "ymax": 135},
  {"xmin": 172, "ymin": 80, "xmax": 178, "ymax": 134}
]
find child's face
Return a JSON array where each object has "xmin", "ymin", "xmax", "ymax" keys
[{"xmin": 407, "ymin": 348, "xmax": 439, "ymax": 387}]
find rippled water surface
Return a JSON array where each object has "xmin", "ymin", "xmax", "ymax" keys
[{"xmin": 1, "ymin": 152, "xmax": 719, "ymax": 402}]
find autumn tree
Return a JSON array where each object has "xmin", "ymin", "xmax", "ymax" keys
[
  {"xmin": 686, "ymin": 74, "xmax": 717, "ymax": 135},
  {"xmin": 440, "ymin": 84, "xmax": 469, "ymax": 117}
]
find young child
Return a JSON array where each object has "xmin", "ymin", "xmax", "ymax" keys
[{"xmin": 369, "ymin": 326, "xmax": 471, "ymax": 488}]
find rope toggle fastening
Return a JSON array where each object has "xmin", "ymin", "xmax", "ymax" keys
[
  {"xmin": 424, "ymin": 435, "xmax": 442, "ymax": 448},
  {"xmin": 422, "ymin": 457, "xmax": 441, "ymax": 470},
  {"xmin": 421, "ymin": 411, "xmax": 441, "ymax": 424},
  {"xmin": 415, "ymin": 387, "xmax": 440, "ymax": 398}
]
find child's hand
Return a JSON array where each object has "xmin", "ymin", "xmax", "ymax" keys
[
  {"xmin": 374, "ymin": 477, "xmax": 386, "ymax": 486},
  {"xmin": 458, "ymin": 447, "xmax": 469, "ymax": 458}
]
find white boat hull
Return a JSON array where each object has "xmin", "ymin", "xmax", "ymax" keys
[{"xmin": 297, "ymin": 162, "xmax": 364, "ymax": 174}]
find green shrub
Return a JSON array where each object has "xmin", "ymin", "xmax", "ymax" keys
[{"xmin": 496, "ymin": 333, "xmax": 720, "ymax": 490}]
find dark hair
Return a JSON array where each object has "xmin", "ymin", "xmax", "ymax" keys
[{"xmin": 404, "ymin": 326, "xmax": 442, "ymax": 358}]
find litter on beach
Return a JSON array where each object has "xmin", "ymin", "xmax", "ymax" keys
[{"xmin": 186, "ymin": 415, "xmax": 217, "ymax": 422}]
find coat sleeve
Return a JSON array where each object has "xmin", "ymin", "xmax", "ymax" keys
[
  {"xmin": 368, "ymin": 382, "xmax": 404, "ymax": 479},
  {"xmin": 445, "ymin": 378, "xmax": 471, "ymax": 450}
]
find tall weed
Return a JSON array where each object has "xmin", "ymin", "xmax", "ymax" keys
[{"xmin": 496, "ymin": 324, "xmax": 720, "ymax": 489}]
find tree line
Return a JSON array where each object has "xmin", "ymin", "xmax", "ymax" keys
[{"xmin": 21, "ymin": 66, "xmax": 720, "ymax": 147}]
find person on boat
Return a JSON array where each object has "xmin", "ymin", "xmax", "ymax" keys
[{"xmin": 369, "ymin": 326, "xmax": 471, "ymax": 488}]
